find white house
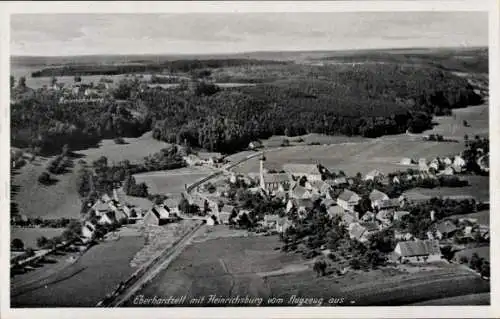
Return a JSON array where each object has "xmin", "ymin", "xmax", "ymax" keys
[
  {"xmin": 369, "ymin": 189, "xmax": 390, "ymax": 209},
  {"xmin": 453, "ymin": 155, "xmax": 466, "ymax": 171},
  {"xmin": 364, "ymin": 169, "xmax": 384, "ymax": 181},
  {"xmin": 81, "ymin": 221, "xmax": 97, "ymax": 241},
  {"xmin": 400, "ymin": 158, "xmax": 415, "ymax": 165},
  {"xmin": 98, "ymin": 211, "xmax": 116, "ymax": 225},
  {"xmin": 337, "ymin": 189, "xmax": 361, "ymax": 212}
]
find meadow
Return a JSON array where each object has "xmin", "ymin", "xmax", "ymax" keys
[
  {"xmin": 75, "ymin": 131, "xmax": 172, "ymax": 164},
  {"xmin": 11, "ymin": 227, "xmax": 65, "ymax": 250},
  {"xmin": 450, "ymin": 210, "xmax": 489, "ymax": 226},
  {"xmin": 231, "ymin": 136, "xmax": 466, "ymax": 176},
  {"xmin": 133, "ymin": 167, "xmax": 216, "ymax": 196},
  {"xmin": 11, "ymin": 235, "xmax": 144, "ymax": 307},
  {"xmin": 130, "ymin": 232, "xmax": 489, "ymax": 306},
  {"xmin": 454, "ymin": 246, "xmax": 490, "ymax": 263}
]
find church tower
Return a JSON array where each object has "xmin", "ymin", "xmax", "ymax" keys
[{"xmin": 259, "ymin": 153, "xmax": 266, "ymax": 191}]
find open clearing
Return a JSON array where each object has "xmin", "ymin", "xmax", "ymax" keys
[
  {"xmin": 133, "ymin": 167, "xmax": 216, "ymax": 196},
  {"xmin": 11, "ymin": 234, "xmax": 144, "ymax": 307},
  {"xmin": 11, "ymin": 158, "xmax": 82, "ymax": 219},
  {"xmin": 454, "ymin": 246, "xmax": 490, "ymax": 263},
  {"xmin": 409, "ymin": 175, "xmax": 489, "ymax": 202},
  {"xmin": 232, "ymin": 137, "xmax": 465, "ymax": 176},
  {"xmin": 11, "ymin": 227, "xmax": 65, "ymax": 249},
  {"xmin": 75, "ymin": 131, "xmax": 172, "ymax": 164},
  {"xmin": 129, "ymin": 234, "xmax": 488, "ymax": 306}
]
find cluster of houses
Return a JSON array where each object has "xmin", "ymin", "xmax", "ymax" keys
[
  {"xmin": 49, "ymin": 81, "xmax": 111, "ymax": 104},
  {"xmin": 182, "ymin": 152, "xmax": 224, "ymax": 167},
  {"xmin": 400, "ymin": 155, "xmax": 467, "ymax": 176}
]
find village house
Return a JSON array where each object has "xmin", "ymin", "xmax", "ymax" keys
[
  {"xmin": 143, "ymin": 205, "xmax": 171, "ymax": 226},
  {"xmin": 434, "ymin": 220, "xmax": 458, "ymax": 240},
  {"xmin": 377, "ymin": 199, "xmax": 400, "ymax": 211},
  {"xmin": 122, "ymin": 204, "xmax": 139, "ymax": 219},
  {"xmin": 98, "ymin": 211, "xmax": 117, "ymax": 226},
  {"xmin": 400, "ymin": 157, "xmax": 415, "ymax": 165},
  {"xmin": 393, "ymin": 240, "xmax": 442, "ymax": 263},
  {"xmin": 163, "ymin": 198, "xmax": 180, "ymax": 216},
  {"xmin": 349, "ymin": 222, "xmax": 379, "ymax": 243},
  {"xmin": 361, "ymin": 211, "xmax": 375, "ymax": 222},
  {"xmin": 418, "ymin": 158, "xmax": 429, "ymax": 172},
  {"xmin": 248, "ymin": 140, "xmax": 263, "ymax": 150},
  {"xmin": 261, "ymin": 173, "xmax": 292, "ymax": 193},
  {"xmin": 321, "ymin": 198, "xmax": 336, "ymax": 208},
  {"xmin": 219, "ymin": 205, "xmax": 236, "ymax": 224},
  {"xmin": 453, "ymin": 155, "xmax": 466, "ymax": 172},
  {"xmin": 92, "ymin": 200, "xmax": 111, "ymax": 217},
  {"xmin": 286, "ymin": 198, "xmax": 314, "ymax": 214},
  {"xmin": 81, "ymin": 221, "xmax": 97, "ymax": 242},
  {"xmin": 283, "ymin": 163, "xmax": 323, "ymax": 181},
  {"xmin": 327, "ymin": 205, "xmax": 345, "ymax": 220},
  {"xmin": 393, "ymin": 210, "xmax": 410, "ymax": 221},
  {"xmin": 394, "ymin": 230, "xmax": 414, "ymax": 241},
  {"xmin": 262, "ymin": 214, "xmax": 281, "ymax": 229},
  {"xmin": 337, "ymin": 189, "xmax": 361, "ymax": 212},
  {"xmin": 392, "ymin": 176, "xmax": 401, "ymax": 184},
  {"xmin": 376, "ymin": 210, "xmax": 394, "ymax": 226},
  {"xmin": 399, "ymin": 191, "xmax": 432, "ymax": 206},
  {"xmin": 183, "ymin": 154, "xmax": 202, "ymax": 166},
  {"xmin": 369, "ymin": 189, "xmax": 390, "ymax": 209},
  {"xmin": 206, "ymin": 216, "xmax": 216, "ymax": 226},
  {"xmin": 364, "ymin": 169, "xmax": 384, "ymax": 181},
  {"xmin": 289, "ymin": 184, "xmax": 313, "ymax": 200},
  {"xmin": 443, "ymin": 157, "xmax": 453, "ymax": 166},
  {"xmin": 276, "ymin": 217, "xmax": 293, "ymax": 233}
]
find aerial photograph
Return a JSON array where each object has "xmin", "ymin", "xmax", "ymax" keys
[{"xmin": 9, "ymin": 12, "xmax": 490, "ymax": 307}]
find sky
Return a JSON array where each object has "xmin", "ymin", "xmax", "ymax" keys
[{"xmin": 10, "ymin": 12, "xmax": 488, "ymax": 56}]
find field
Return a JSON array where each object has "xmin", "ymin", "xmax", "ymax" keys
[
  {"xmin": 11, "ymin": 158, "xmax": 82, "ymax": 219},
  {"xmin": 409, "ymin": 175, "xmax": 489, "ymax": 202},
  {"xmin": 129, "ymin": 232, "xmax": 489, "ymax": 306},
  {"xmin": 11, "ymin": 234, "xmax": 144, "ymax": 307},
  {"xmin": 232, "ymin": 136, "xmax": 465, "ymax": 176},
  {"xmin": 11, "ymin": 227, "xmax": 65, "ymax": 250},
  {"xmin": 454, "ymin": 246, "xmax": 490, "ymax": 263},
  {"xmin": 75, "ymin": 131, "xmax": 172, "ymax": 164},
  {"xmin": 450, "ymin": 210, "xmax": 489, "ymax": 226},
  {"xmin": 133, "ymin": 167, "xmax": 216, "ymax": 196},
  {"xmin": 261, "ymin": 133, "xmax": 368, "ymax": 148}
]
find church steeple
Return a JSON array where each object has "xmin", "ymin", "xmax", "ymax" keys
[{"xmin": 259, "ymin": 152, "xmax": 266, "ymax": 191}]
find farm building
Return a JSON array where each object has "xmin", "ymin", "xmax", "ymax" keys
[
  {"xmin": 369, "ymin": 189, "xmax": 390, "ymax": 209},
  {"xmin": 283, "ymin": 163, "xmax": 322, "ymax": 181},
  {"xmin": 400, "ymin": 158, "xmax": 415, "ymax": 165},
  {"xmin": 144, "ymin": 205, "xmax": 171, "ymax": 226},
  {"xmin": 337, "ymin": 189, "xmax": 361, "ymax": 212},
  {"xmin": 327, "ymin": 205, "xmax": 345, "ymax": 220},
  {"xmin": 393, "ymin": 211, "xmax": 410, "ymax": 221},
  {"xmin": 377, "ymin": 199, "xmax": 400, "ymax": 210},
  {"xmin": 434, "ymin": 220, "xmax": 459, "ymax": 240},
  {"xmin": 399, "ymin": 191, "xmax": 432, "ymax": 206},
  {"xmin": 393, "ymin": 240, "xmax": 441, "ymax": 263},
  {"xmin": 248, "ymin": 140, "xmax": 263, "ymax": 150},
  {"xmin": 98, "ymin": 211, "xmax": 117, "ymax": 226},
  {"xmin": 364, "ymin": 169, "xmax": 384, "ymax": 181}
]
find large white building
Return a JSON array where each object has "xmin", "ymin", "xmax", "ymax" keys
[{"xmin": 283, "ymin": 163, "xmax": 322, "ymax": 181}]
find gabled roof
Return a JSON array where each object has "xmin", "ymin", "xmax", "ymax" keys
[
  {"xmin": 221, "ymin": 204, "xmax": 236, "ymax": 214},
  {"xmin": 151, "ymin": 205, "xmax": 170, "ymax": 220},
  {"xmin": 327, "ymin": 205, "xmax": 345, "ymax": 219},
  {"xmin": 378, "ymin": 199, "xmax": 400, "ymax": 209},
  {"xmin": 436, "ymin": 220, "xmax": 458, "ymax": 234},
  {"xmin": 321, "ymin": 198, "xmax": 336, "ymax": 207},
  {"xmin": 376, "ymin": 209, "xmax": 393, "ymax": 221},
  {"xmin": 394, "ymin": 211, "xmax": 410, "ymax": 220},
  {"xmin": 283, "ymin": 164, "xmax": 321, "ymax": 176},
  {"xmin": 395, "ymin": 240, "xmax": 441, "ymax": 257},
  {"xmin": 263, "ymin": 173, "xmax": 291, "ymax": 184},
  {"xmin": 93, "ymin": 201, "xmax": 110, "ymax": 212},
  {"xmin": 360, "ymin": 222, "xmax": 379, "ymax": 232},
  {"xmin": 338, "ymin": 189, "xmax": 360, "ymax": 202},
  {"xmin": 290, "ymin": 185, "xmax": 310, "ymax": 198},
  {"xmin": 349, "ymin": 223, "xmax": 367, "ymax": 240},
  {"xmin": 401, "ymin": 191, "xmax": 432, "ymax": 202},
  {"xmin": 369, "ymin": 189, "xmax": 389, "ymax": 202}
]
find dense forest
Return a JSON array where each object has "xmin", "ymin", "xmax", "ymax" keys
[
  {"xmin": 11, "ymin": 60, "xmax": 483, "ymax": 155},
  {"xmin": 30, "ymin": 59, "xmax": 288, "ymax": 77}
]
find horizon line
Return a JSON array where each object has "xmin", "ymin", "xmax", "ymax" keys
[{"xmin": 10, "ymin": 45, "xmax": 489, "ymax": 59}]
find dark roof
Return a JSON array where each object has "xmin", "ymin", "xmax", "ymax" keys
[
  {"xmin": 378, "ymin": 198, "xmax": 400, "ymax": 209},
  {"xmin": 283, "ymin": 164, "xmax": 321, "ymax": 176},
  {"xmin": 395, "ymin": 240, "xmax": 441, "ymax": 257},
  {"xmin": 360, "ymin": 222, "xmax": 379, "ymax": 232},
  {"xmin": 327, "ymin": 206, "xmax": 345, "ymax": 219},
  {"xmin": 263, "ymin": 173, "xmax": 291, "ymax": 184},
  {"xmin": 436, "ymin": 220, "xmax": 458, "ymax": 234}
]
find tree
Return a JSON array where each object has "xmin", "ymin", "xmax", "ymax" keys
[
  {"xmin": 10, "ymin": 75, "xmax": 15, "ymax": 89},
  {"xmin": 36, "ymin": 236, "xmax": 50, "ymax": 248},
  {"xmin": 74, "ymin": 75, "xmax": 82, "ymax": 83},
  {"xmin": 480, "ymin": 261, "xmax": 490, "ymax": 278},
  {"xmin": 463, "ymin": 120, "xmax": 469, "ymax": 127},
  {"xmin": 179, "ymin": 197, "xmax": 190, "ymax": 214},
  {"xmin": 17, "ymin": 76, "xmax": 26, "ymax": 89},
  {"xmin": 25, "ymin": 247, "xmax": 35, "ymax": 257},
  {"xmin": 51, "ymin": 76, "xmax": 58, "ymax": 86},
  {"xmin": 281, "ymin": 139, "xmax": 290, "ymax": 147},
  {"xmin": 11, "ymin": 238, "xmax": 24, "ymax": 251},
  {"xmin": 38, "ymin": 172, "xmax": 52, "ymax": 185},
  {"xmin": 469, "ymin": 253, "xmax": 483, "ymax": 271},
  {"xmin": 313, "ymin": 260, "xmax": 327, "ymax": 277}
]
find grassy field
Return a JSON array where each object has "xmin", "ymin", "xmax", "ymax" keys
[
  {"xmin": 75, "ymin": 131, "xmax": 171, "ymax": 164},
  {"xmin": 133, "ymin": 167, "xmax": 216, "ymax": 196},
  {"xmin": 232, "ymin": 136, "xmax": 465, "ymax": 176},
  {"xmin": 450, "ymin": 210, "xmax": 489, "ymax": 226},
  {"xmin": 454, "ymin": 246, "xmax": 490, "ymax": 263},
  {"xmin": 11, "ymin": 158, "xmax": 82, "ymax": 219},
  {"xmin": 261, "ymin": 133, "xmax": 368, "ymax": 148},
  {"xmin": 410, "ymin": 175, "xmax": 489, "ymax": 202},
  {"xmin": 129, "ymin": 233, "xmax": 488, "ymax": 306},
  {"xmin": 410, "ymin": 293, "xmax": 490, "ymax": 305},
  {"xmin": 11, "ymin": 234, "xmax": 144, "ymax": 307},
  {"xmin": 11, "ymin": 227, "xmax": 65, "ymax": 250}
]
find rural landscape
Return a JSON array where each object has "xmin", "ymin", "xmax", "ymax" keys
[{"xmin": 9, "ymin": 12, "xmax": 490, "ymax": 307}]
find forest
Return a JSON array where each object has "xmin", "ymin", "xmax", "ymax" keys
[{"xmin": 11, "ymin": 60, "xmax": 483, "ymax": 155}]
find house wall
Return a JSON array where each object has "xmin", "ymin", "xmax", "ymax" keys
[{"xmin": 143, "ymin": 212, "xmax": 159, "ymax": 226}]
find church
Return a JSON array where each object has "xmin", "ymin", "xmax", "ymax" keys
[{"xmin": 259, "ymin": 154, "xmax": 292, "ymax": 193}]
